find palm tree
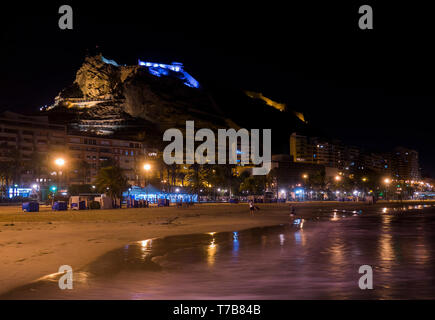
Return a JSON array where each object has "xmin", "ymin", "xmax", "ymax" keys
[
  {"xmin": 0, "ymin": 147, "xmax": 20, "ymax": 197},
  {"xmin": 186, "ymin": 163, "xmax": 207, "ymax": 196},
  {"xmin": 177, "ymin": 171, "xmax": 186, "ymax": 187},
  {"xmin": 95, "ymin": 166, "xmax": 129, "ymax": 208},
  {"xmin": 240, "ymin": 174, "xmax": 267, "ymax": 195}
]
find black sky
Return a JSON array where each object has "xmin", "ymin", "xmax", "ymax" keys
[{"xmin": 1, "ymin": 1, "xmax": 434, "ymax": 176}]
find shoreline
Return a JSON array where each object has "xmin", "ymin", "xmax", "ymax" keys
[{"xmin": 1, "ymin": 201, "xmax": 434, "ymax": 295}]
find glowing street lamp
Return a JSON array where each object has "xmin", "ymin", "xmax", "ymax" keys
[
  {"xmin": 143, "ymin": 163, "xmax": 151, "ymax": 189},
  {"xmin": 54, "ymin": 157, "xmax": 66, "ymax": 191},
  {"xmin": 54, "ymin": 158, "xmax": 65, "ymax": 167},
  {"xmin": 335, "ymin": 175, "xmax": 341, "ymax": 181},
  {"xmin": 302, "ymin": 174, "xmax": 308, "ymax": 179},
  {"xmin": 384, "ymin": 178, "xmax": 391, "ymax": 201}
]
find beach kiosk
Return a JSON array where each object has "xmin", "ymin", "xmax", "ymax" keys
[{"xmin": 69, "ymin": 196, "xmax": 87, "ymax": 210}]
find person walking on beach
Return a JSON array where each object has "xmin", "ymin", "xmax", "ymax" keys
[
  {"xmin": 289, "ymin": 205, "xmax": 295, "ymax": 217},
  {"xmin": 249, "ymin": 200, "xmax": 255, "ymax": 216}
]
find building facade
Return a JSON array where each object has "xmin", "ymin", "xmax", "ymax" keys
[
  {"xmin": 67, "ymin": 134, "xmax": 146, "ymax": 185},
  {"xmin": 0, "ymin": 111, "xmax": 67, "ymax": 189},
  {"xmin": 289, "ymin": 132, "xmax": 420, "ymax": 181},
  {"xmin": 0, "ymin": 111, "xmax": 151, "ymax": 194}
]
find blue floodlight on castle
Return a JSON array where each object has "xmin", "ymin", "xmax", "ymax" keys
[
  {"xmin": 138, "ymin": 59, "xmax": 200, "ymax": 88},
  {"xmin": 101, "ymin": 56, "xmax": 119, "ymax": 67}
]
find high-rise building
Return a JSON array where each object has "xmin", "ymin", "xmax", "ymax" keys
[
  {"xmin": 0, "ymin": 111, "xmax": 67, "ymax": 187},
  {"xmin": 290, "ymin": 132, "xmax": 355, "ymax": 169},
  {"xmin": 390, "ymin": 147, "xmax": 420, "ymax": 181},
  {"xmin": 289, "ymin": 132, "xmax": 420, "ymax": 181}
]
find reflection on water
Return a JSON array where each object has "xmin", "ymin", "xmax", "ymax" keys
[
  {"xmin": 379, "ymin": 215, "xmax": 395, "ymax": 271},
  {"xmin": 3, "ymin": 205, "xmax": 435, "ymax": 300},
  {"xmin": 232, "ymin": 232, "xmax": 239, "ymax": 258},
  {"xmin": 207, "ymin": 233, "xmax": 217, "ymax": 266},
  {"xmin": 139, "ymin": 239, "xmax": 153, "ymax": 261}
]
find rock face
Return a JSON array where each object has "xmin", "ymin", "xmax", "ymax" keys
[
  {"xmin": 47, "ymin": 54, "xmax": 307, "ymax": 152},
  {"xmin": 51, "ymin": 54, "xmax": 228, "ymax": 134}
]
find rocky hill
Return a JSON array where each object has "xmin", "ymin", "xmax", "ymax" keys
[
  {"xmin": 47, "ymin": 54, "xmax": 231, "ymax": 136},
  {"xmin": 45, "ymin": 54, "xmax": 307, "ymax": 151}
]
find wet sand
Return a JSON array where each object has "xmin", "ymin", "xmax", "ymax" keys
[{"xmin": 0, "ymin": 201, "xmax": 434, "ymax": 295}]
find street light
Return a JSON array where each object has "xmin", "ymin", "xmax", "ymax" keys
[
  {"xmin": 54, "ymin": 158, "xmax": 65, "ymax": 167},
  {"xmin": 143, "ymin": 163, "xmax": 152, "ymax": 199},
  {"xmin": 335, "ymin": 175, "xmax": 341, "ymax": 181},
  {"xmin": 54, "ymin": 157, "xmax": 66, "ymax": 193},
  {"xmin": 384, "ymin": 178, "xmax": 391, "ymax": 201},
  {"xmin": 302, "ymin": 174, "xmax": 308, "ymax": 179}
]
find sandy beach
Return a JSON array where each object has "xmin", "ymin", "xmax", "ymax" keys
[{"xmin": 1, "ymin": 201, "xmax": 434, "ymax": 295}]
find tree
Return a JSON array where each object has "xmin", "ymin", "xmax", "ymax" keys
[
  {"xmin": 186, "ymin": 163, "xmax": 206, "ymax": 195},
  {"xmin": 240, "ymin": 174, "xmax": 267, "ymax": 195},
  {"xmin": 202, "ymin": 164, "xmax": 237, "ymax": 197},
  {"xmin": 0, "ymin": 147, "xmax": 21, "ymax": 197},
  {"xmin": 94, "ymin": 166, "xmax": 129, "ymax": 207}
]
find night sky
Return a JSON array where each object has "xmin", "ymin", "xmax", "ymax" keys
[{"xmin": 1, "ymin": 2, "xmax": 434, "ymax": 176}]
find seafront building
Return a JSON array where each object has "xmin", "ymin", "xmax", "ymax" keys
[
  {"xmin": 289, "ymin": 132, "xmax": 420, "ymax": 181},
  {"xmin": 0, "ymin": 111, "xmax": 151, "ymax": 197}
]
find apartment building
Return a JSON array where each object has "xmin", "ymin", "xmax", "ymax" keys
[
  {"xmin": 67, "ymin": 134, "xmax": 146, "ymax": 185},
  {"xmin": 289, "ymin": 132, "xmax": 420, "ymax": 180},
  {"xmin": 391, "ymin": 147, "xmax": 420, "ymax": 181},
  {"xmin": 0, "ymin": 111, "xmax": 150, "ymax": 189},
  {"xmin": 0, "ymin": 111, "xmax": 67, "ymax": 187}
]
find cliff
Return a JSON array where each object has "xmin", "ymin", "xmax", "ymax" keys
[
  {"xmin": 46, "ymin": 54, "xmax": 307, "ymax": 152},
  {"xmin": 49, "ymin": 54, "xmax": 229, "ymax": 135}
]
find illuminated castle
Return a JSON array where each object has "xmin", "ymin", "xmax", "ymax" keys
[{"xmin": 138, "ymin": 60, "xmax": 200, "ymax": 88}]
